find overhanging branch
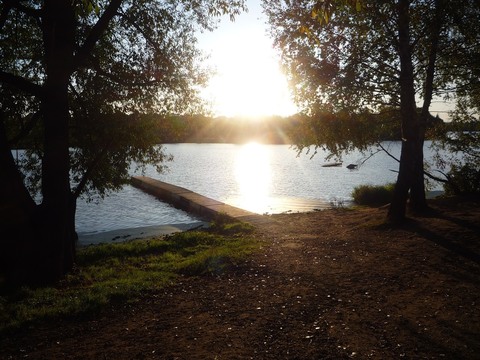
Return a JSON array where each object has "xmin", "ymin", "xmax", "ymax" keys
[
  {"xmin": 377, "ymin": 142, "xmax": 449, "ymax": 184},
  {"xmin": 74, "ymin": 0, "xmax": 123, "ymax": 70},
  {"xmin": 0, "ymin": 70, "xmax": 43, "ymax": 98}
]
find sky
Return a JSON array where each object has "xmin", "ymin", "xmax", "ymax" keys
[
  {"xmin": 197, "ymin": 1, "xmax": 299, "ymax": 118},
  {"xmin": 197, "ymin": 0, "xmax": 454, "ymax": 120}
]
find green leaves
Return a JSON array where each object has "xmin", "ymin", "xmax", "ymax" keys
[
  {"xmin": 75, "ymin": 0, "xmax": 100, "ymax": 16},
  {"xmin": 355, "ymin": 0, "xmax": 362, "ymax": 12},
  {"xmin": 310, "ymin": 0, "xmax": 363, "ymax": 25}
]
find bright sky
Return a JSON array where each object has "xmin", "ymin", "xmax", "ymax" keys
[
  {"xmin": 197, "ymin": 1, "xmax": 455, "ymax": 120},
  {"xmin": 198, "ymin": 1, "xmax": 298, "ymax": 118}
]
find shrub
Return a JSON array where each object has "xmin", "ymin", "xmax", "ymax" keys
[
  {"xmin": 352, "ymin": 183, "xmax": 395, "ymax": 206},
  {"xmin": 444, "ymin": 164, "xmax": 480, "ymax": 197}
]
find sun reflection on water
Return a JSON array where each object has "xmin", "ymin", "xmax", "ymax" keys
[{"xmin": 233, "ymin": 142, "xmax": 272, "ymax": 214}]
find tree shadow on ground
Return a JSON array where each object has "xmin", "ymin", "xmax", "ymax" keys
[{"xmin": 403, "ymin": 202, "xmax": 480, "ymax": 266}]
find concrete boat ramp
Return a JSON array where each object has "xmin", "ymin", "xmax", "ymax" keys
[{"xmin": 130, "ymin": 176, "xmax": 271, "ymax": 226}]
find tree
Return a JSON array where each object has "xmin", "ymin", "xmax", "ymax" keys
[
  {"xmin": 263, "ymin": 0, "xmax": 480, "ymax": 221},
  {"xmin": 430, "ymin": 3, "xmax": 480, "ymax": 197},
  {"xmin": 0, "ymin": 0, "xmax": 246, "ymax": 285}
]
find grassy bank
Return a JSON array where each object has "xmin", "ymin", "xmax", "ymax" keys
[{"xmin": 0, "ymin": 220, "xmax": 258, "ymax": 333}]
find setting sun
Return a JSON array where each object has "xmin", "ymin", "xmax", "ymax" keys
[{"xmin": 199, "ymin": 3, "xmax": 298, "ymax": 118}]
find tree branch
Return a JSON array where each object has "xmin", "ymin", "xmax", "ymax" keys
[
  {"xmin": 0, "ymin": 0, "xmax": 12, "ymax": 31},
  {"xmin": 72, "ymin": 137, "xmax": 116, "ymax": 200},
  {"xmin": 420, "ymin": 0, "xmax": 444, "ymax": 126},
  {"xmin": 377, "ymin": 142, "xmax": 449, "ymax": 184},
  {"xmin": 0, "ymin": 70, "xmax": 43, "ymax": 98},
  {"xmin": 90, "ymin": 58, "xmax": 160, "ymax": 87},
  {"xmin": 8, "ymin": 110, "xmax": 42, "ymax": 146},
  {"xmin": 74, "ymin": 0, "xmax": 123, "ymax": 70},
  {"xmin": 1, "ymin": 0, "xmax": 41, "ymax": 31}
]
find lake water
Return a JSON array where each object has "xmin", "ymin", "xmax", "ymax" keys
[{"xmin": 76, "ymin": 141, "xmax": 447, "ymax": 235}]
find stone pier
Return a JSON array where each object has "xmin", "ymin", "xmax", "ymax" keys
[{"xmin": 131, "ymin": 176, "xmax": 270, "ymax": 225}]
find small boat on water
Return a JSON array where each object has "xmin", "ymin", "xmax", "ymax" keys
[{"xmin": 321, "ymin": 162, "xmax": 343, "ymax": 167}]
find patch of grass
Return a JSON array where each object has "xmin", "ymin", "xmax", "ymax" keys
[
  {"xmin": 352, "ymin": 183, "xmax": 395, "ymax": 206},
  {"xmin": 210, "ymin": 220, "xmax": 255, "ymax": 236},
  {"xmin": 0, "ymin": 221, "xmax": 259, "ymax": 334}
]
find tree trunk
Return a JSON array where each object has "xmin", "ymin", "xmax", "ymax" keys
[
  {"xmin": 0, "ymin": 114, "xmax": 39, "ymax": 284},
  {"xmin": 410, "ymin": 0, "xmax": 444, "ymax": 213},
  {"xmin": 388, "ymin": 0, "xmax": 421, "ymax": 222},
  {"xmin": 409, "ymin": 134, "xmax": 428, "ymax": 212},
  {"xmin": 34, "ymin": 0, "xmax": 77, "ymax": 283}
]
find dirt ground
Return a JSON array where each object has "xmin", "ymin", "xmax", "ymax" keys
[{"xmin": 1, "ymin": 197, "xmax": 479, "ymax": 360}]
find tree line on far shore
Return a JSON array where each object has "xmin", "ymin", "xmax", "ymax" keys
[{"xmin": 149, "ymin": 109, "xmax": 453, "ymax": 145}]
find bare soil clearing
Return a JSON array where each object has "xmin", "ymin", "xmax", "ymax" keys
[{"xmin": 1, "ymin": 197, "xmax": 479, "ymax": 359}]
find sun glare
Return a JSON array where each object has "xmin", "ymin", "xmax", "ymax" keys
[
  {"xmin": 233, "ymin": 142, "xmax": 272, "ymax": 213},
  {"xmin": 200, "ymin": 26, "xmax": 298, "ymax": 118}
]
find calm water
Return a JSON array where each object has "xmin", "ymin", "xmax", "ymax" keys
[{"xmin": 76, "ymin": 141, "xmax": 446, "ymax": 235}]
